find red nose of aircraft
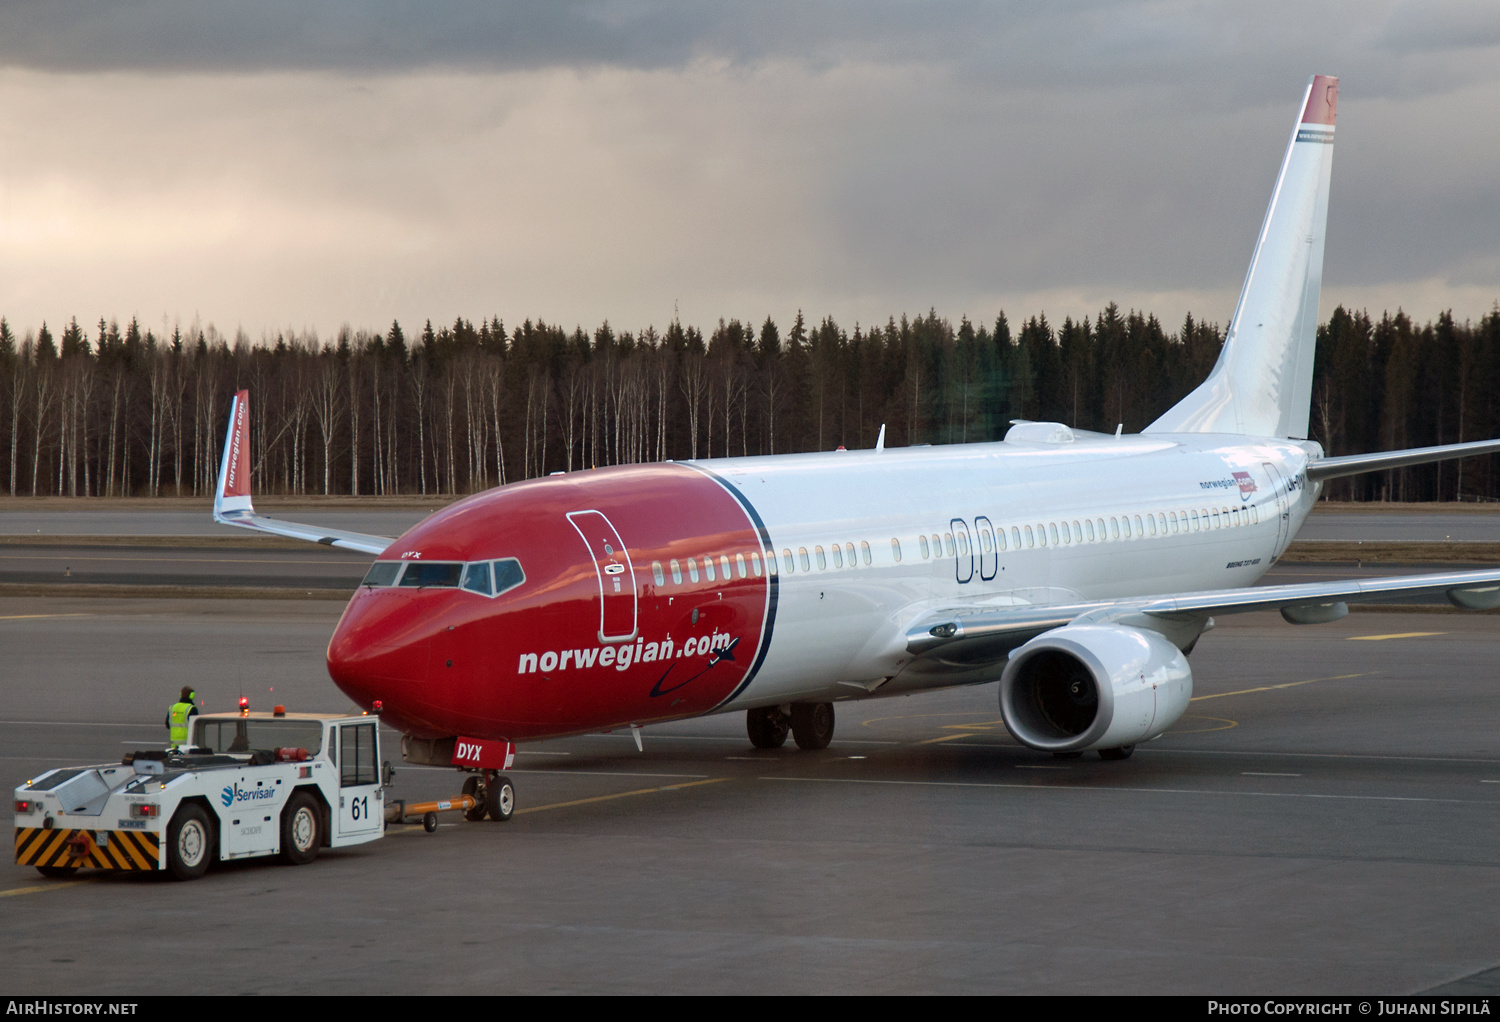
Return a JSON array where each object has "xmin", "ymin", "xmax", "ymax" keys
[{"xmin": 327, "ymin": 588, "xmax": 439, "ymax": 735}]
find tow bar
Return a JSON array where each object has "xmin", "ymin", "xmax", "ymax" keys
[{"xmin": 385, "ymin": 796, "xmax": 479, "ymax": 833}]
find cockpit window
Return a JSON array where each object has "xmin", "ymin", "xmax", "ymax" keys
[
  {"xmin": 361, "ymin": 557, "xmax": 524, "ymax": 595},
  {"xmin": 493, "ymin": 558, "xmax": 525, "ymax": 596},
  {"xmin": 398, "ymin": 561, "xmax": 463, "ymax": 588},
  {"xmin": 362, "ymin": 561, "xmax": 401, "ymax": 587},
  {"xmin": 461, "ymin": 562, "xmax": 493, "ymax": 596}
]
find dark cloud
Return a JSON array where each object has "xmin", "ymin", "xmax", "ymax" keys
[
  {"xmin": 1, "ymin": 1, "xmax": 952, "ymax": 74},
  {"xmin": 6, "ymin": 2, "xmax": 1497, "ymax": 117}
]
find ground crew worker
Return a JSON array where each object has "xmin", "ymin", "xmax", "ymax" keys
[{"xmin": 166, "ymin": 686, "xmax": 199, "ymax": 749}]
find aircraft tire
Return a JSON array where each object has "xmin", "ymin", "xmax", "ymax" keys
[
  {"xmin": 486, "ymin": 773, "xmax": 515, "ymax": 821},
  {"xmin": 462, "ymin": 775, "xmax": 487, "ymax": 821},
  {"xmin": 791, "ymin": 702, "xmax": 835, "ymax": 751},
  {"xmin": 746, "ymin": 707, "xmax": 790, "ymax": 749},
  {"xmin": 279, "ymin": 791, "xmax": 321, "ymax": 865},
  {"xmin": 166, "ymin": 803, "xmax": 214, "ymax": 881},
  {"xmin": 1098, "ymin": 745, "xmax": 1135, "ymax": 761}
]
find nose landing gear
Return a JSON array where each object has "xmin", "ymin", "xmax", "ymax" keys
[{"xmin": 461, "ymin": 770, "xmax": 517, "ymax": 821}]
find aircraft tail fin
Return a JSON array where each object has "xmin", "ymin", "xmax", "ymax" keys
[{"xmin": 1145, "ymin": 75, "xmax": 1338, "ymax": 439}]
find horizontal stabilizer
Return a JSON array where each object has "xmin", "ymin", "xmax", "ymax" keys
[
  {"xmin": 212, "ymin": 390, "xmax": 394, "ymax": 556},
  {"xmin": 1307, "ymin": 437, "xmax": 1500, "ymax": 483}
]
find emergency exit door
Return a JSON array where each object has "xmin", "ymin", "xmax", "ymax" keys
[{"xmin": 567, "ymin": 510, "xmax": 639, "ymax": 642}]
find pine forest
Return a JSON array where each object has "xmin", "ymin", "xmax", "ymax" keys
[{"xmin": 1, "ymin": 302, "xmax": 1498, "ymax": 504}]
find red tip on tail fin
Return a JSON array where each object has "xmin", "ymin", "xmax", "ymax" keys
[
  {"xmin": 1301, "ymin": 75, "xmax": 1338, "ymax": 126},
  {"xmin": 223, "ymin": 390, "xmax": 250, "ymax": 499}
]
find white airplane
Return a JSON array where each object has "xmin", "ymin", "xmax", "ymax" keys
[{"xmin": 213, "ymin": 75, "xmax": 1500, "ymax": 793}]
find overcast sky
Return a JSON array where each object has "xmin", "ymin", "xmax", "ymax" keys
[{"xmin": 1, "ymin": 1, "xmax": 1497, "ymax": 344}]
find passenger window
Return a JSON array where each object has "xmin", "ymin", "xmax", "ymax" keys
[
  {"xmin": 919, "ymin": 535, "xmax": 930, "ymax": 559},
  {"xmin": 785, "ymin": 549, "xmax": 796, "ymax": 573},
  {"xmin": 1048, "ymin": 523, "xmax": 1059, "ymax": 545},
  {"xmin": 891, "ymin": 538, "xmax": 902, "ymax": 562},
  {"xmin": 688, "ymin": 558, "xmax": 700, "ymax": 583},
  {"xmin": 1135, "ymin": 515, "xmax": 1144, "ymax": 536},
  {"xmin": 981, "ymin": 530, "xmax": 992, "ymax": 554},
  {"xmin": 1110, "ymin": 518, "xmax": 1119, "ymax": 540},
  {"xmin": 798, "ymin": 547, "xmax": 810, "ymax": 572},
  {"xmin": 720, "ymin": 555, "xmax": 732, "ymax": 578},
  {"xmin": 846, "ymin": 543, "xmax": 856, "ymax": 565},
  {"xmin": 398, "ymin": 561, "xmax": 463, "ymax": 588},
  {"xmin": 861, "ymin": 541, "xmax": 871, "ymax": 565},
  {"xmin": 362, "ymin": 561, "xmax": 401, "ymax": 587},
  {"xmin": 652, "ymin": 561, "xmax": 666, "ymax": 587},
  {"xmin": 957, "ymin": 532, "xmax": 969, "ymax": 556},
  {"xmin": 1146, "ymin": 515, "xmax": 1157, "ymax": 537},
  {"xmin": 670, "ymin": 559, "xmax": 683, "ymax": 584},
  {"xmin": 735, "ymin": 554, "xmax": 747, "ymax": 578},
  {"xmin": 831, "ymin": 544, "xmax": 843, "ymax": 568},
  {"xmin": 1025, "ymin": 525, "xmax": 1034, "ymax": 548},
  {"xmin": 997, "ymin": 529, "xmax": 1007, "ymax": 551},
  {"xmin": 493, "ymin": 559, "xmax": 525, "ymax": 594},
  {"xmin": 1012, "ymin": 527, "xmax": 1022, "ymax": 549},
  {"xmin": 1086, "ymin": 519, "xmax": 1096, "ymax": 542},
  {"xmin": 765, "ymin": 550, "xmax": 777, "ymax": 576},
  {"xmin": 931, "ymin": 535, "xmax": 942, "ymax": 555},
  {"xmin": 944, "ymin": 533, "xmax": 955, "ymax": 556},
  {"xmin": 704, "ymin": 557, "xmax": 716, "ymax": 582},
  {"xmin": 751, "ymin": 552, "xmax": 763, "ymax": 577},
  {"xmin": 815, "ymin": 546, "xmax": 827, "ymax": 570},
  {"xmin": 461, "ymin": 562, "xmax": 494, "ymax": 596},
  {"xmin": 1251, "ymin": 506, "xmax": 1259, "ymax": 524}
]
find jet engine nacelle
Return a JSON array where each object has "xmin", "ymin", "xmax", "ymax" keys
[{"xmin": 999, "ymin": 624, "xmax": 1192, "ymax": 753}]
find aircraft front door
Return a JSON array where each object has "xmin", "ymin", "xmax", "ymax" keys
[{"xmin": 566, "ymin": 510, "xmax": 639, "ymax": 642}]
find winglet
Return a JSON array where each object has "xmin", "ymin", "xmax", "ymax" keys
[
  {"xmin": 214, "ymin": 390, "xmax": 254, "ymax": 519},
  {"xmin": 210, "ymin": 390, "xmax": 395, "ymax": 555}
]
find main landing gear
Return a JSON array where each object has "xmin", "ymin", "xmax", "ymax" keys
[
  {"xmin": 461, "ymin": 770, "xmax": 516, "ymax": 822},
  {"xmin": 746, "ymin": 702, "xmax": 835, "ymax": 751}
]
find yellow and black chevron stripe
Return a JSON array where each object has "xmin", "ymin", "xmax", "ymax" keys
[{"xmin": 15, "ymin": 826, "xmax": 161, "ymax": 871}]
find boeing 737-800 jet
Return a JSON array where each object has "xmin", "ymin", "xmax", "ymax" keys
[{"xmin": 213, "ymin": 76, "xmax": 1500, "ymax": 816}]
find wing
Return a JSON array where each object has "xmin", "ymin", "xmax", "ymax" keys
[
  {"xmin": 212, "ymin": 390, "xmax": 395, "ymax": 556},
  {"xmin": 906, "ymin": 569, "xmax": 1500, "ymax": 662}
]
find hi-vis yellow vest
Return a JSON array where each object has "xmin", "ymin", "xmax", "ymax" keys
[{"xmin": 168, "ymin": 701, "xmax": 194, "ymax": 745}]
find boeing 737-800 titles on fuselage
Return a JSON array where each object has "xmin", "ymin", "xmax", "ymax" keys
[{"xmin": 214, "ymin": 77, "xmax": 1500, "ymax": 809}]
